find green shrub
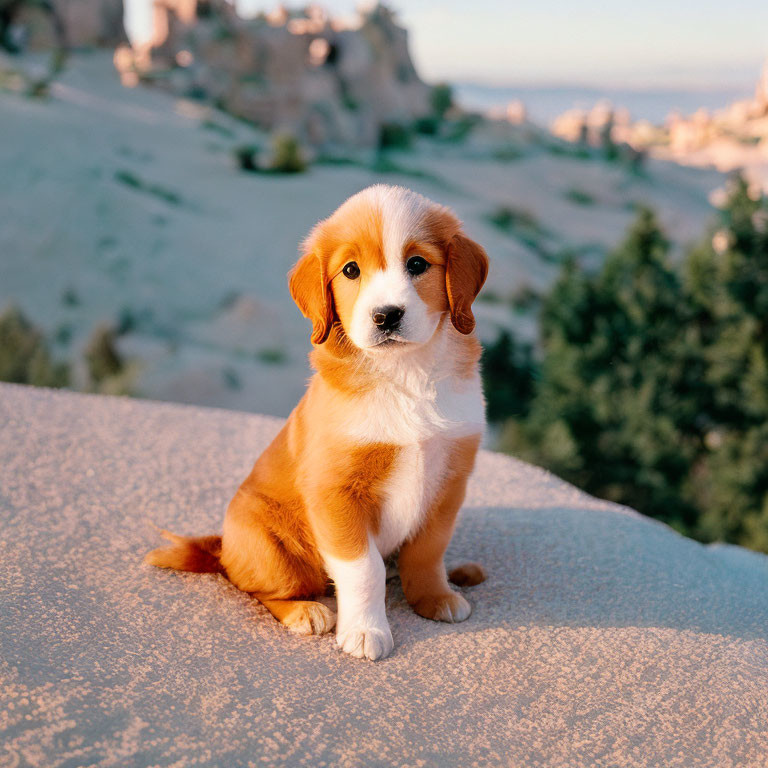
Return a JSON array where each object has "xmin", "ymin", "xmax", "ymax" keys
[
  {"xmin": 84, "ymin": 326, "xmax": 124, "ymax": 385},
  {"xmin": 114, "ymin": 170, "xmax": 182, "ymax": 206},
  {"xmin": 487, "ymin": 205, "xmax": 553, "ymax": 258},
  {"xmin": 477, "ymin": 289, "xmax": 503, "ymax": 304},
  {"xmin": 492, "ymin": 145, "xmax": 525, "ymax": 163},
  {"xmin": 271, "ymin": 134, "xmax": 306, "ymax": 174},
  {"xmin": 412, "ymin": 116, "xmax": 440, "ymax": 135},
  {"xmin": 565, "ymin": 188, "xmax": 596, "ymax": 206},
  {"xmin": 378, "ymin": 123, "xmax": 411, "ymax": 150},
  {"xmin": 62, "ymin": 287, "xmax": 80, "ymax": 306},
  {"xmin": 369, "ymin": 155, "xmax": 440, "ymax": 183},
  {"xmin": 201, "ymin": 119, "xmax": 236, "ymax": 138},
  {"xmin": 545, "ymin": 141, "xmax": 591, "ymax": 160},
  {"xmin": 511, "ymin": 285, "xmax": 541, "ymax": 313},
  {"xmin": 257, "ymin": 347, "xmax": 287, "ymax": 365},
  {"xmin": 315, "ymin": 154, "xmax": 361, "ymax": 167},
  {"xmin": 0, "ymin": 305, "xmax": 69, "ymax": 387},
  {"xmin": 443, "ymin": 114, "xmax": 481, "ymax": 143},
  {"xmin": 222, "ymin": 367, "xmax": 241, "ymax": 389},
  {"xmin": 233, "ymin": 144, "xmax": 260, "ymax": 172},
  {"xmin": 487, "ymin": 206, "xmax": 539, "ymax": 233},
  {"xmin": 430, "ymin": 83, "xmax": 454, "ymax": 119},
  {"xmin": 233, "ymin": 137, "xmax": 306, "ymax": 174}
]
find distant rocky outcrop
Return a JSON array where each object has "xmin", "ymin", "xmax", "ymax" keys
[
  {"xmin": 550, "ymin": 58, "xmax": 768, "ymax": 184},
  {"xmin": 123, "ymin": 2, "xmax": 432, "ymax": 148},
  {"xmin": 0, "ymin": 0, "xmax": 127, "ymax": 52}
]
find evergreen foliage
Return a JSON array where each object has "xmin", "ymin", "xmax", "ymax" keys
[
  {"xmin": 0, "ymin": 305, "xmax": 69, "ymax": 388},
  {"xmin": 430, "ymin": 83, "xmax": 453, "ymax": 119},
  {"xmin": 481, "ymin": 330, "xmax": 536, "ymax": 422},
  {"xmin": 270, "ymin": 134, "xmax": 306, "ymax": 174},
  {"xmin": 84, "ymin": 326, "xmax": 124, "ymax": 385},
  {"xmin": 488, "ymin": 177, "xmax": 768, "ymax": 551}
]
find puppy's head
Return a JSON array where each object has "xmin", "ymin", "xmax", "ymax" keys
[{"xmin": 289, "ymin": 185, "xmax": 488, "ymax": 351}]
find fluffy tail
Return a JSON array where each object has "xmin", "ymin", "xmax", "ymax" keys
[{"xmin": 144, "ymin": 527, "xmax": 223, "ymax": 574}]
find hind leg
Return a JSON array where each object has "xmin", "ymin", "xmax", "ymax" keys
[
  {"xmin": 258, "ymin": 598, "xmax": 336, "ymax": 636},
  {"xmin": 222, "ymin": 490, "xmax": 333, "ymax": 636}
]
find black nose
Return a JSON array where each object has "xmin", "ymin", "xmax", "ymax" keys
[{"xmin": 372, "ymin": 305, "xmax": 404, "ymax": 331}]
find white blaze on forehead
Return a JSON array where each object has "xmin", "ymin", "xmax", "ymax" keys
[
  {"xmin": 353, "ymin": 184, "xmax": 434, "ymax": 266},
  {"xmin": 379, "ymin": 186, "xmax": 432, "ymax": 267},
  {"xmin": 342, "ymin": 185, "xmax": 442, "ymax": 349}
]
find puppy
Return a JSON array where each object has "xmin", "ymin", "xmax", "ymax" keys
[{"xmin": 146, "ymin": 184, "xmax": 489, "ymax": 660}]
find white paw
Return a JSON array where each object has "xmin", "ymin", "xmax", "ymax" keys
[{"xmin": 336, "ymin": 624, "xmax": 394, "ymax": 661}]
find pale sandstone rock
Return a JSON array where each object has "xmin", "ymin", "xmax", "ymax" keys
[
  {"xmin": 1, "ymin": 383, "xmax": 767, "ymax": 767},
  {"xmin": 550, "ymin": 58, "xmax": 768, "ymax": 192},
  {"xmin": 139, "ymin": 1, "xmax": 431, "ymax": 147},
  {"xmin": 1, "ymin": 0, "xmax": 126, "ymax": 51}
]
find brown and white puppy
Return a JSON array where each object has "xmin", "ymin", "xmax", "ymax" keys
[{"xmin": 146, "ymin": 184, "xmax": 489, "ymax": 660}]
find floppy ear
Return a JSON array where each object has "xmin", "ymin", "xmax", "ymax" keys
[
  {"xmin": 288, "ymin": 250, "xmax": 334, "ymax": 345},
  {"xmin": 445, "ymin": 233, "xmax": 489, "ymax": 334}
]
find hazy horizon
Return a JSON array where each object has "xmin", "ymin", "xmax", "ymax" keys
[
  {"xmin": 454, "ymin": 82, "xmax": 753, "ymax": 124},
  {"xmin": 124, "ymin": 0, "xmax": 768, "ymax": 93}
]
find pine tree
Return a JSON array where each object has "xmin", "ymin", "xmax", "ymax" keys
[
  {"xmin": 0, "ymin": 305, "xmax": 69, "ymax": 388},
  {"xmin": 682, "ymin": 175, "xmax": 768, "ymax": 547},
  {"xmin": 480, "ymin": 330, "xmax": 536, "ymax": 422},
  {"xmin": 502, "ymin": 209, "xmax": 702, "ymax": 531},
  {"xmin": 494, "ymin": 177, "xmax": 768, "ymax": 551}
]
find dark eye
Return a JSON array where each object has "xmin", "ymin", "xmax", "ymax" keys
[
  {"xmin": 406, "ymin": 255, "xmax": 429, "ymax": 276},
  {"xmin": 342, "ymin": 262, "xmax": 360, "ymax": 280}
]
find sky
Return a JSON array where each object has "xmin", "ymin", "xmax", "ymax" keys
[{"xmin": 124, "ymin": 0, "xmax": 768, "ymax": 90}]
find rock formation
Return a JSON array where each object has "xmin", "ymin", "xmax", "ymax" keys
[
  {"xmin": 550, "ymin": 57, "xmax": 768, "ymax": 184},
  {"xmin": 129, "ymin": 1, "xmax": 432, "ymax": 148},
  {"xmin": 0, "ymin": 0, "xmax": 127, "ymax": 52},
  {"xmin": 551, "ymin": 101, "xmax": 635, "ymax": 148}
]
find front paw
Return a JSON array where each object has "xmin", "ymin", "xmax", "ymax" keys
[
  {"xmin": 336, "ymin": 624, "xmax": 394, "ymax": 661},
  {"xmin": 412, "ymin": 591, "xmax": 471, "ymax": 623}
]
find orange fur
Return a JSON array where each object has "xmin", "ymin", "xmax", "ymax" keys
[
  {"xmin": 308, "ymin": 442, "xmax": 399, "ymax": 560},
  {"xmin": 448, "ymin": 562, "xmax": 487, "ymax": 587},
  {"xmin": 445, "ymin": 234, "xmax": 489, "ymax": 335},
  {"xmin": 288, "ymin": 252, "xmax": 334, "ymax": 345},
  {"xmin": 146, "ymin": 186, "xmax": 488, "ymax": 649},
  {"xmin": 145, "ymin": 530, "xmax": 222, "ymax": 573}
]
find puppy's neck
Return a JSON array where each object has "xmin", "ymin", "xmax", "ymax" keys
[{"xmin": 309, "ymin": 317, "xmax": 480, "ymax": 398}]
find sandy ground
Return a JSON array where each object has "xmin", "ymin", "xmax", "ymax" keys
[
  {"xmin": 0, "ymin": 51, "xmax": 727, "ymax": 417},
  {"xmin": 1, "ymin": 383, "xmax": 767, "ymax": 767}
]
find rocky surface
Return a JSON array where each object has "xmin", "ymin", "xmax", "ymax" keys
[{"xmin": 1, "ymin": 383, "xmax": 767, "ymax": 767}]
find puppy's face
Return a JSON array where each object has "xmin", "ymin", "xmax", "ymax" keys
[{"xmin": 289, "ymin": 185, "xmax": 488, "ymax": 352}]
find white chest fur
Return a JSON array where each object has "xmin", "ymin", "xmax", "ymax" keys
[
  {"xmin": 340, "ymin": 363, "xmax": 485, "ymax": 446},
  {"xmin": 374, "ymin": 436, "xmax": 449, "ymax": 557},
  {"xmin": 346, "ymin": 371, "xmax": 483, "ymax": 557},
  {"xmin": 332, "ymin": 329, "xmax": 485, "ymax": 557},
  {"xmin": 348, "ymin": 353, "xmax": 484, "ymax": 556}
]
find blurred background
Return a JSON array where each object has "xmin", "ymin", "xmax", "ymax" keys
[{"xmin": 1, "ymin": 1, "xmax": 767, "ymax": 551}]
